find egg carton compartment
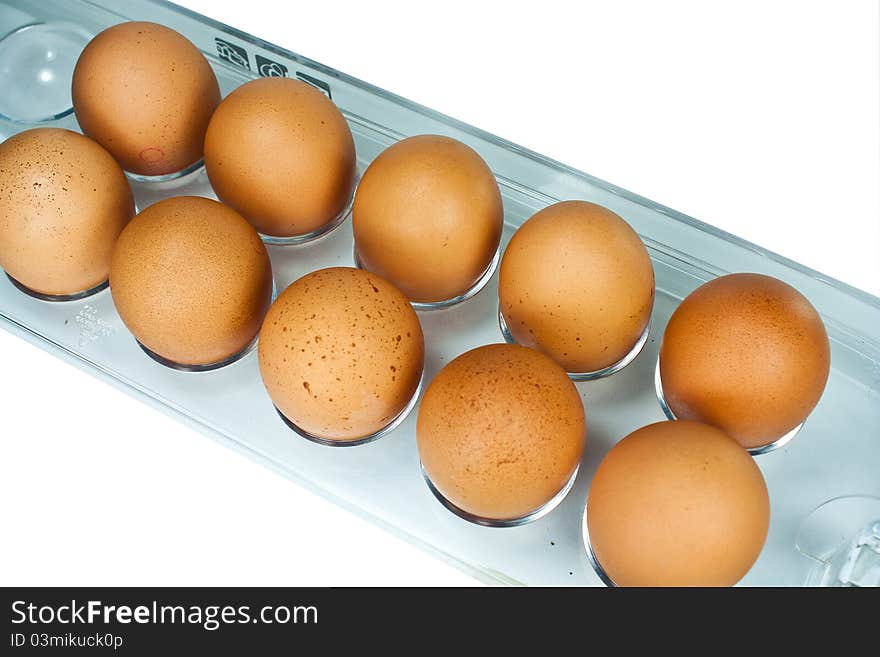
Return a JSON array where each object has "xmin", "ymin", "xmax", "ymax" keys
[{"xmin": 1, "ymin": 0, "xmax": 879, "ymax": 586}]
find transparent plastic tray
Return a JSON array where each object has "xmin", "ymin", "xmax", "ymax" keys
[{"xmin": 1, "ymin": 0, "xmax": 878, "ymax": 586}]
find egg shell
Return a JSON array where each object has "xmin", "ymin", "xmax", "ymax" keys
[
  {"xmin": 110, "ymin": 196, "xmax": 273, "ymax": 366},
  {"xmin": 72, "ymin": 21, "xmax": 220, "ymax": 176},
  {"xmin": 416, "ymin": 343, "xmax": 585, "ymax": 521},
  {"xmin": 259, "ymin": 267, "xmax": 424, "ymax": 442},
  {"xmin": 659, "ymin": 273, "xmax": 831, "ymax": 449},
  {"xmin": 204, "ymin": 78, "xmax": 357, "ymax": 238},
  {"xmin": 352, "ymin": 134, "xmax": 503, "ymax": 303},
  {"xmin": 586, "ymin": 420, "xmax": 770, "ymax": 587},
  {"xmin": 499, "ymin": 200, "xmax": 655, "ymax": 373},
  {"xmin": 0, "ymin": 128, "xmax": 134, "ymax": 296}
]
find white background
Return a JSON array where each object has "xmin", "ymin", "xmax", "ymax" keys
[{"xmin": 1, "ymin": 1, "xmax": 878, "ymax": 586}]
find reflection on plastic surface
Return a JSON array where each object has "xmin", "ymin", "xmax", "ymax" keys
[
  {"xmin": 796, "ymin": 495, "xmax": 880, "ymax": 587},
  {"xmin": 0, "ymin": 22, "xmax": 92, "ymax": 123}
]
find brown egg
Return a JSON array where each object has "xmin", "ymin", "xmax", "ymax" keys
[
  {"xmin": 417, "ymin": 344, "xmax": 585, "ymax": 521},
  {"xmin": 110, "ymin": 196, "xmax": 273, "ymax": 367},
  {"xmin": 352, "ymin": 135, "xmax": 503, "ymax": 303},
  {"xmin": 659, "ymin": 273, "xmax": 830, "ymax": 450},
  {"xmin": 586, "ymin": 420, "xmax": 769, "ymax": 587},
  {"xmin": 72, "ymin": 21, "xmax": 220, "ymax": 176},
  {"xmin": 204, "ymin": 78, "xmax": 356, "ymax": 238},
  {"xmin": 259, "ymin": 267, "xmax": 424, "ymax": 442},
  {"xmin": 499, "ymin": 201, "xmax": 654, "ymax": 373},
  {"xmin": 0, "ymin": 128, "xmax": 134, "ymax": 297}
]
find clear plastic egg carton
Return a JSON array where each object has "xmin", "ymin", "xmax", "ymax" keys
[{"xmin": 1, "ymin": 0, "xmax": 878, "ymax": 586}]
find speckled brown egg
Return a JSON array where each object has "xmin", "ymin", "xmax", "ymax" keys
[
  {"xmin": 204, "ymin": 78, "xmax": 357, "ymax": 238},
  {"xmin": 586, "ymin": 420, "xmax": 770, "ymax": 587},
  {"xmin": 0, "ymin": 128, "xmax": 134, "ymax": 297},
  {"xmin": 110, "ymin": 196, "xmax": 273, "ymax": 367},
  {"xmin": 417, "ymin": 344, "xmax": 585, "ymax": 521},
  {"xmin": 659, "ymin": 273, "xmax": 830, "ymax": 450},
  {"xmin": 352, "ymin": 135, "xmax": 503, "ymax": 303},
  {"xmin": 259, "ymin": 267, "xmax": 424, "ymax": 442},
  {"xmin": 72, "ymin": 21, "xmax": 220, "ymax": 176},
  {"xmin": 499, "ymin": 200, "xmax": 655, "ymax": 373}
]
